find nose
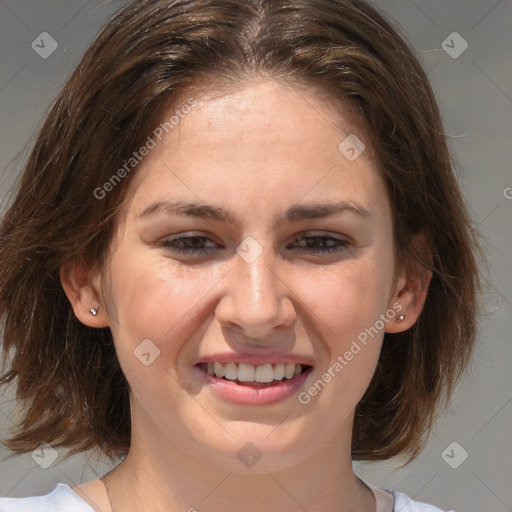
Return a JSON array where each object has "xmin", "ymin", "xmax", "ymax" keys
[{"xmin": 215, "ymin": 239, "xmax": 296, "ymax": 344}]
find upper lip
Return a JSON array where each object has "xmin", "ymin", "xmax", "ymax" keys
[{"xmin": 193, "ymin": 352, "xmax": 314, "ymax": 367}]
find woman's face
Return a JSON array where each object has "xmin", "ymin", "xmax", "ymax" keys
[{"xmin": 99, "ymin": 79, "xmax": 403, "ymax": 473}]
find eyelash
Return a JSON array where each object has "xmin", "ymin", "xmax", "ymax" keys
[{"xmin": 161, "ymin": 234, "xmax": 350, "ymax": 256}]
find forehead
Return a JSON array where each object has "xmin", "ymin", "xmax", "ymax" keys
[{"xmin": 121, "ymin": 79, "xmax": 389, "ymax": 224}]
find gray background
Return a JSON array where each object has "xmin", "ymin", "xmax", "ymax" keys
[{"xmin": 0, "ymin": 1, "xmax": 511, "ymax": 511}]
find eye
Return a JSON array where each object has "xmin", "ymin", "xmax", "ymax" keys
[
  {"xmin": 289, "ymin": 234, "xmax": 350, "ymax": 254},
  {"xmin": 162, "ymin": 234, "xmax": 217, "ymax": 256},
  {"xmin": 161, "ymin": 232, "xmax": 350, "ymax": 257}
]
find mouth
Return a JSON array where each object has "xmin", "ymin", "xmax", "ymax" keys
[{"xmin": 195, "ymin": 361, "xmax": 313, "ymax": 388}]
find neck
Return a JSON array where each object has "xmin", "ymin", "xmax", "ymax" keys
[{"xmin": 102, "ymin": 404, "xmax": 375, "ymax": 512}]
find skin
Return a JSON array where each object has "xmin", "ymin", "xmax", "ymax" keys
[{"xmin": 61, "ymin": 78, "xmax": 431, "ymax": 512}]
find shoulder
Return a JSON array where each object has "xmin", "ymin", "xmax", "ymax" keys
[
  {"xmin": 392, "ymin": 490, "xmax": 455, "ymax": 512},
  {"xmin": 360, "ymin": 475, "xmax": 453, "ymax": 512},
  {"xmin": 0, "ymin": 483, "xmax": 94, "ymax": 512}
]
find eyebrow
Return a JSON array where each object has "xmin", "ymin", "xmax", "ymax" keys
[{"xmin": 138, "ymin": 199, "xmax": 370, "ymax": 223}]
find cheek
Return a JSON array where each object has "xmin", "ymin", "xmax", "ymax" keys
[
  {"xmin": 306, "ymin": 256, "xmax": 394, "ymax": 341},
  {"xmin": 105, "ymin": 247, "xmax": 218, "ymax": 367},
  {"xmin": 301, "ymin": 255, "xmax": 394, "ymax": 403}
]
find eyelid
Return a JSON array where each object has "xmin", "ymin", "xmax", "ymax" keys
[
  {"xmin": 163, "ymin": 231, "xmax": 221, "ymax": 245},
  {"xmin": 291, "ymin": 230, "xmax": 355, "ymax": 248},
  {"xmin": 162, "ymin": 230, "xmax": 351, "ymax": 244},
  {"xmin": 294, "ymin": 230, "xmax": 352, "ymax": 240},
  {"xmin": 160, "ymin": 230, "xmax": 353, "ymax": 257}
]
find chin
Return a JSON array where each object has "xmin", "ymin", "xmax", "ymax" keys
[{"xmin": 188, "ymin": 425, "xmax": 311, "ymax": 474}]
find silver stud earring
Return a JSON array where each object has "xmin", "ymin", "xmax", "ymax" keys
[
  {"xmin": 90, "ymin": 307, "xmax": 99, "ymax": 316},
  {"xmin": 397, "ymin": 314, "xmax": 404, "ymax": 323}
]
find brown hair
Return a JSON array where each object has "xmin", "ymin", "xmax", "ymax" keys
[{"xmin": 0, "ymin": 0, "xmax": 483, "ymax": 464}]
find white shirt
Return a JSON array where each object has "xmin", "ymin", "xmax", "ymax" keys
[{"xmin": 0, "ymin": 478, "xmax": 454, "ymax": 512}]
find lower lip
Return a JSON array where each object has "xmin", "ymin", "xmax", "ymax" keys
[{"xmin": 193, "ymin": 365, "xmax": 313, "ymax": 405}]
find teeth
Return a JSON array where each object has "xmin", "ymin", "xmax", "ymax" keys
[
  {"xmin": 273, "ymin": 362, "xmax": 285, "ymax": 380},
  {"xmin": 214, "ymin": 362, "xmax": 225, "ymax": 378},
  {"xmin": 238, "ymin": 363, "xmax": 255, "ymax": 382},
  {"xmin": 284, "ymin": 362, "xmax": 296, "ymax": 379},
  {"xmin": 224, "ymin": 362, "xmax": 238, "ymax": 380},
  {"xmin": 203, "ymin": 361, "xmax": 306, "ymax": 382},
  {"xmin": 255, "ymin": 364, "xmax": 274, "ymax": 383}
]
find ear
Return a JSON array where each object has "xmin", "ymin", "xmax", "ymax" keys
[
  {"xmin": 386, "ymin": 231, "xmax": 433, "ymax": 333},
  {"xmin": 60, "ymin": 256, "xmax": 110, "ymax": 328}
]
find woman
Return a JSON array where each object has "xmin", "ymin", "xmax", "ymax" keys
[{"xmin": 0, "ymin": 0, "xmax": 482, "ymax": 511}]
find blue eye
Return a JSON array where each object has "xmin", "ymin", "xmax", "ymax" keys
[{"xmin": 161, "ymin": 234, "xmax": 349, "ymax": 256}]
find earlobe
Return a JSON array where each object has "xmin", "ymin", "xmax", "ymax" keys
[
  {"xmin": 386, "ymin": 271, "xmax": 432, "ymax": 333},
  {"xmin": 386, "ymin": 232, "xmax": 433, "ymax": 333},
  {"xmin": 59, "ymin": 257, "xmax": 109, "ymax": 328}
]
